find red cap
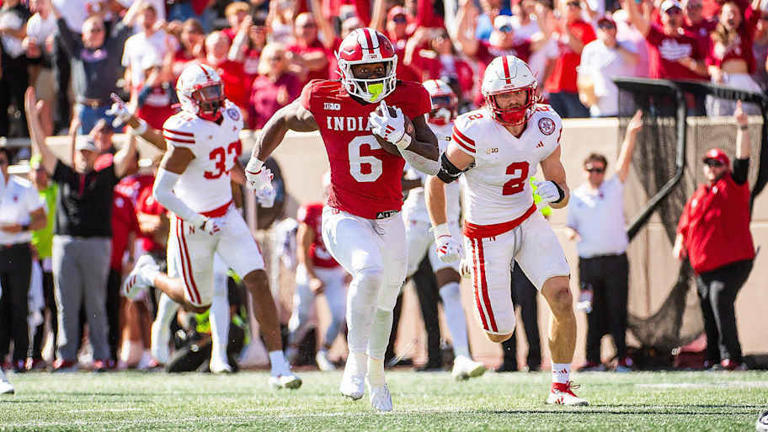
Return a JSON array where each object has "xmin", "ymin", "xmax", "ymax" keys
[
  {"xmin": 702, "ymin": 148, "xmax": 730, "ymax": 167},
  {"xmin": 387, "ymin": 6, "xmax": 407, "ymax": 21}
]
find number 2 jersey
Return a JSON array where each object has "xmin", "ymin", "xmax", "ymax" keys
[
  {"xmin": 300, "ymin": 79, "xmax": 432, "ymax": 219},
  {"xmin": 162, "ymin": 100, "xmax": 244, "ymax": 215},
  {"xmin": 453, "ymin": 105, "xmax": 562, "ymax": 226}
]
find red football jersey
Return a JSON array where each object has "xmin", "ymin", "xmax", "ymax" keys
[
  {"xmin": 297, "ymin": 202, "xmax": 338, "ymax": 268},
  {"xmin": 136, "ymin": 183, "xmax": 167, "ymax": 253},
  {"xmin": 300, "ymin": 79, "xmax": 432, "ymax": 219}
]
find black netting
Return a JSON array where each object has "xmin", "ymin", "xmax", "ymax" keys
[{"xmin": 614, "ymin": 78, "xmax": 767, "ymax": 355}]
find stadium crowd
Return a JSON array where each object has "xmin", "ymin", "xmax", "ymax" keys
[{"xmin": 0, "ymin": 0, "xmax": 763, "ymax": 384}]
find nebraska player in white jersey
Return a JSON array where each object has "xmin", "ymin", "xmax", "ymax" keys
[
  {"xmin": 245, "ymin": 28, "xmax": 439, "ymax": 411},
  {"xmin": 403, "ymin": 79, "xmax": 485, "ymax": 380},
  {"xmin": 122, "ymin": 64, "xmax": 300, "ymax": 389},
  {"xmin": 426, "ymin": 56, "xmax": 587, "ymax": 405}
]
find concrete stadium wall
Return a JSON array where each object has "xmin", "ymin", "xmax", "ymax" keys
[{"xmin": 33, "ymin": 117, "xmax": 767, "ymax": 367}]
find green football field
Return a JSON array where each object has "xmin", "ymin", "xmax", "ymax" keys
[{"xmin": 1, "ymin": 369, "xmax": 767, "ymax": 431}]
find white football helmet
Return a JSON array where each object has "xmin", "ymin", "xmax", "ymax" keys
[
  {"xmin": 481, "ymin": 56, "xmax": 538, "ymax": 126},
  {"xmin": 422, "ymin": 79, "xmax": 458, "ymax": 126},
  {"xmin": 176, "ymin": 63, "xmax": 226, "ymax": 121},
  {"xmin": 336, "ymin": 28, "xmax": 398, "ymax": 103}
]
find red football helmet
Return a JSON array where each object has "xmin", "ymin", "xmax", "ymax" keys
[
  {"xmin": 336, "ymin": 28, "xmax": 398, "ymax": 103},
  {"xmin": 423, "ymin": 79, "xmax": 458, "ymax": 126},
  {"xmin": 481, "ymin": 56, "xmax": 538, "ymax": 126}
]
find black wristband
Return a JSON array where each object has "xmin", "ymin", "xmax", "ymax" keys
[
  {"xmin": 552, "ymin": 182, "xmax": 565, "ymax": 204},
  {"xmin": 21, "ymin": 224, "xmax": 30, "ymax": 231}
]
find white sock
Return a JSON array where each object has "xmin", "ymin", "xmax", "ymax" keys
[
  {"xmin": 439, "ymin": 282, "xmax": 470, "ymax": 359},
  {"xmin": 367, "ymin": 356, "xmax": 385, "ymax": 386},
  {"xmin": 346, "ymin": 351, "xmax": 368, "ymax": 376},
  {"xmin": 552, "ymin": 362, "xmax": 571, "ymax": 384},
  {"xmin": 367, "ymin": 307, "xmax": 394, "ymax": 360},
  {"xmin": 269, "ymin": 350, "xmax": 289, "ymax": 375},
  {"xmin": 209, "ymin": 276, "xmax": 230, "ymax": 365}
]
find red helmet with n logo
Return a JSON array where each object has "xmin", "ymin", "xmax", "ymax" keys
[{"xmin": 336, "ymin": 28, "xmax": 398, "ymax": 103}]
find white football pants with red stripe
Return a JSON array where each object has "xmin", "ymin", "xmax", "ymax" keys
[
  {"xmin": 464, "ymin": 211, "xmax": 570, "ymax": 335},
  {"xmin": 167, "ymin": 205, "xmax": 265, "ymax": 307},
  {"xmin": 321, "ymin": 206, "xmax": 406, "ymax": 360}
]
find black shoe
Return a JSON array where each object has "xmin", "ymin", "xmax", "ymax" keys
[
  {"xmin": 415, "ymin": 359, "xmax": 443, "ymax": 372},
  {"xmin": 495, "ymin": 360, "xmax": 518, "ymax": 373}
]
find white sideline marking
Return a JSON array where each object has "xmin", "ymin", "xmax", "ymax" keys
[{"xmin": 637, "ymin": 381, "xmax": 768, "ymax": 389}]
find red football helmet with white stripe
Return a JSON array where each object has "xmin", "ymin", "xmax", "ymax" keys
[
  {"xmin": 336, "ymin": 28, "xmax": 398, "ymax": 103},
  {"xmin": 423, "ymin": 79, "xmax": 458, "ymax": 126},
  {"xmin": 176, "ymin": 63, "xmax": 225, "ymax": 121},
  {"xmin": 481, "ymin": 56, "xmax": 538, "ymax": 126}
]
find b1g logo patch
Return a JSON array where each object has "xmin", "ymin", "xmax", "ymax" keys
[
  {"xmin": 538, "ymin": 117, "xmax": 555, "ymax": 135},
  {"xmin": 226, "ymin": 107, "xmax": 241, "ymax": 121}
]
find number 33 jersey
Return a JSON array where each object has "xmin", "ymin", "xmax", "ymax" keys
[
  {"xmin": 162, "ymin": 101, "xmax": 244, "ymax": 214},
  {"xmin": 300, "ymin": 79, "xmax": 432, "ymax": 219},
  {"xmin": 453, "ymin": 105, "xmax": 562, "ymax": 226}
]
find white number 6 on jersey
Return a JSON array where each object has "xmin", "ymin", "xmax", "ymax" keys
[{"xmin": 348, "ymin": 136, "xmax": 383, "ymax": 182}]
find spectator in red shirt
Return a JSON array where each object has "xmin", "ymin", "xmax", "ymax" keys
[
  {"xmin": 249, "ymin": 43, "xmax": 302, "ymax": 129},
  {"xmin": 706, "ymin": 2, "xmax": 762, "ymax": 115},
  {"xmin": 222, "ymin": 1, "xmax": 250, "ymax": 41},
  {"xmin": 108, "ymin": 189, "xmax": 139, "ymax": 364},
  {"xmin": 673, "ymin": 102, "xmax": 755, "ymax": 371},
  {"xmin": 384, "ymin": 6, "xmax": 412, "ymax": 53},
  {"xmin": 170, "ymin": 18, "xmax": 205, "ymax": 81},
  {"xmin": 135, "ymin": 52, "xmax": 177, "ymax": 131},
  {"xmin": 287, "ymin": 13, "xmax": 330, "ymax": 85},
  {"xmin": 683, "ymin": 0, "xmax": 717, "ymax": 51},
  {"xmin": 204, "ymin": 31, "xmax": 249, "ymax": 113},
  {"xmin": 544, "ymin": 0, "xmax": 595, "ymax": 118},
  {"xmin": 229, "ymin": 15, "xmax": 269, "ymax": 84},
  {"xmin": 624, "ymin": 0, "xmax": 709, "ymax": 80}
]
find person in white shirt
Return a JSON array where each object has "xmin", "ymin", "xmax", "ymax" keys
[
  {"xmin": 577, "ymin": 16, "xmax": 639, "ymax": 117},
  {"xmin": 565, "ymin": 110, "xmax": 642, "ymax": 372},
  {"xmin": 122, "ymin": 3, "xmax": 172, "ymax": 98},
  {"xmin": 0, "ymin": 148, "xmax": 47, "ymax": 373},
  {"xmin": 24, "ymin": 0, "xmax": 58, "ymax": 112}
]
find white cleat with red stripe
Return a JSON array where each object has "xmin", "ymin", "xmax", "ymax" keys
[
  {"xmin": 546, "ymin": 382, "xmax": 589, "ymax": 406},
  {"xmin": 123, "ymin": 254, "xmax": 159, "ymax": 300}
]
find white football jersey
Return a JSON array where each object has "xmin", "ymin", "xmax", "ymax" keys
[
  {"xmin": 453, "ymin": 105, "xmax": 562, "ymax": 226},
  {"xmin": 402, "ymin": 123, "xmax": 461, "ymax": 224},
  {"xmin": 162, "ymin": 100, "xmax": 244, "ymax": 213}
]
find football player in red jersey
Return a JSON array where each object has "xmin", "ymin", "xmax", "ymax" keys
[{"xmin": 246, "ymin": 28, "xmax": 439, "ymax": 412}]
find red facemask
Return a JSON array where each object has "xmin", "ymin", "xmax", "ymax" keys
[
  {"xmin": 485, "ymin": 87, "xmax": 536, "ymax": 126},
  {"xmin": 193, "ymin": 83, "xmax": 225, "ymax": 121}
]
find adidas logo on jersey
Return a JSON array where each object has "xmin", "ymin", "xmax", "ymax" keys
[
  {"xmin": 536, "ymin": 141, "xmax": 544, "ymax": 149},
  {"xmin": 326, "ymin": 116, "xmax": 373, "ymax": 132},
  {"xmin": 324, "ymin": 102, "xmax": 341, "ymax": 111}
]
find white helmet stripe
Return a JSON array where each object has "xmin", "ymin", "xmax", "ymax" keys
[{"xmin": 362, "ymin": 28, "xmax": 380, "ymax": 57}]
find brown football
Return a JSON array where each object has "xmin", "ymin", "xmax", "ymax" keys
[{"xmin": 372, "ymin": 104, "xmax": 414, "ymax": 157}]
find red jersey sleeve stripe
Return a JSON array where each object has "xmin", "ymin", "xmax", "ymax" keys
[
  {"xmin": 164, "ymin": 129, "xmax": 194, "ymax": 137},
  {"xmin": 453, "ymin": 128, "xmax": 476, "ymax": 147},
  {"xmin": 452, "ymin": 133, "xmax": 475, "ymax": 153},
  {"xmin": 164, "ymin": 135, "xmax": 196, "ymax": 144}
]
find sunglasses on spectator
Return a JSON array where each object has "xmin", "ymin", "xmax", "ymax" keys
[
  {"xmin": 392, "ymin": 15, "xmax": 407, "ymax": 24},
  {"xmin": 89, "ymin": 26, "xmax": 105, "ymax": 33},
  {"xmin": 665, "ymin": 7, "xmax": 682, "ymax": 15},
  {"xmin": 585, "ymin": 166, "xmax": 605, "ymax": 173},
  {"xmin": 567, "ymin": 2, "xmax": 581, "ymax": 7},
  {"xmin": 598, "ymin": 22, "xmax": 616, "ymax": 29},
  {"xmin": 685, "ymin": 3, "xmax": 703, "ymax": 8},
  {"xmin": 704, "ymin": 159, "xmax": 725, "ymax": 167},
  {"xmin": 498, "ymin": 24, "xmax": 514, "ymax": 33}
]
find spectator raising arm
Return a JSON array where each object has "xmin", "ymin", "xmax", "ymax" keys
[
  {"xmin": 454, "ymin": 0, "xmax": 480, "ymax": 57},
  {"xmin": 623, "ymin": 0, "xmax": 651, "ymax": 37},
  {"xmin": 24, "ymin": 87, "xmax": 56, "ymax": 175},
  {"xmin": 735, "ymin": 100, "xmax": 750, "ymax": 160},
  {"xmin": 615, "ymin": 110, "xmax": 643, "ymax": 183},
  {"xmin": 309, "ymin": 0, "xmax": 336, "ymax": 50}
]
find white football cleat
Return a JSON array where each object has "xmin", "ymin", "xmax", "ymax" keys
[
  {"xmin": 150, "ymin": 320, "xmax": 170, "ymax": 365},
  {"xmin": 452, "ymin": 355, "xmax": 486, "ymax": 381},
  {"xmin": 210, "ymin": 358, "xmax": 233, "ymax": 374},
  {"xmin": 0, "ymin": 369, "xmax": 14, "ymax": 395},
  {"xmin": 123, "ymin": 255, "xmax": 158, "ymax": 300},
  {"xmin": 315, "ymin": 350, "xmax": 336, "ymax": 371},
  {"xmin": 546, "ymin": 381, "xmax": 589, "ymax": 406},
  {"xmin": 269, "ymin": 372, "xmax": 302, "ymax": 390},
  {"xmin": 340, "ymin": 371, "xmax": 365, "ymax": 400},
  {"xmin": 368, "ymin": 381, "xmax": 393, "ymax": 412}
]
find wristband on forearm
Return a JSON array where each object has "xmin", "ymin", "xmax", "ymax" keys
[
  {"xmin": 129, "ymin": 118, "xmax": 148, "ymax": 136},
  {"xmin": 552, "ymin": 182, "xmax": 565, "ymax": 204}
]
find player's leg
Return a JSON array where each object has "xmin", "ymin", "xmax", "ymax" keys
[
  {"xmin": 366, "ymin": 213, "xmax": 408, "ymax": 412},
  {"xmin": 515, "ymin": 214, "xmax": 585, "ymax": 406},
  {"xmin": 315, "ymin": 267, "xmax": 347, "ymax": 371},
  {"xmin": 286, "ymin": 264, "xmax": 316, "ymax": 363},
  {"xmin": 151, "ymin": 293, "xmax": 179, "ymax": 365},
  {"xmin": 216, "ymin": 209, "xmax": 299, "ymax": 388},
  {"xmin": 428, "ymin": 227, "xmax": 485, "ymax": 380},
  {"xmin": 208, "ymin": 255, "xmax": 231, "ymax": 373},
  {"xmin": 464, "ymin": 233, "xmax": 517, "ymax": 344},
  {"xmin": 321, "ymin": 207, "xmax": 384, "ymax": 401}
]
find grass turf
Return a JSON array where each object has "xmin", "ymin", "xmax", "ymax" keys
[{"xmin": 1, "ymin": 369, "xmax": 767, "ymax": 431}]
